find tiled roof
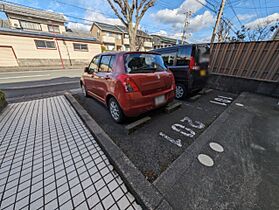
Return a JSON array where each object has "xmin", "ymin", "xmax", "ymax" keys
[
  {"xmin": 94, "ymin": 22, "xmax": 123, "ymax": 33},
  {"xmin": 0, "ymin": 2, "xmax": 66, "ymax": 22},
  {"xmin": 151, "ymin": 34, "xmax": 179, "ymax": 44},
  {"xmin": 0, "ymin": 27, "xmax": 99, "ymax": 43},
  {"xmin": 93, "ymin": 21, "xmax": 151, "ymax": 38}
]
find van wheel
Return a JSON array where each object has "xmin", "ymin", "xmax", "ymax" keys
[
  {"xmin": 108, "ymin": 98, "xmax": 125, "ymax": 123},
  {"xmin": 81, "ymin": 84, "xmax": 88, "ymax": 97},
  {"xmin": 175, "ymin": 84, "xmax": 187, "ymax": 99}
]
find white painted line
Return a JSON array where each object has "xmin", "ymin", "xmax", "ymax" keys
[
  {"xmin": 197, "ymin": 154, "xmax": 214, "ymax": 167},
  {"xmin": 250, "ymin": 143, "xmax": 266, "ymax": 151},
  {"xmin": 209, "ymin": 142, "xmax": 224, "ymax": 153},
  {"xmin": 218, "ymin": 95, "xmax": 233, "ymax": 100},
  {"xmin": 210, "ymin": 100, "xmax": 227, "ymax": 106},
  {"xmin": 235, "ymin": 103, "xmax": 244, "ymax": 107},
  {"xmin": 180, "ymin": 116, "xmax": 205, "ymax": 129},
  {"xmin": 214, "ymin": 97, "xmax": 231, "ymax": 104},
  {"xmin": 0, "ymin": 74, "xmax": 50, "ymax": 80},
  {"xmin": 171, "ymin": 124, "xmax": 195, "ymax": 138},
  {"xmin": 159, "ymin": 132, "xmax": 182, "ymax": 147}
]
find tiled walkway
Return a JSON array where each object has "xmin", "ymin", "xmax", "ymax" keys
[{"xmin": 0, "ymin": 96, "xmax": 142, "ymax": 210}]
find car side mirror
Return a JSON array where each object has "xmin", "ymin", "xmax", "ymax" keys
[{"xmin": 84, "ymin": 67, "xmax": 89, "ymax": 73}]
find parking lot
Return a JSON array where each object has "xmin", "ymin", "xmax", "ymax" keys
[{"xmin": 73, "ymin": 89, "xmax": 237, "ymax": 181}]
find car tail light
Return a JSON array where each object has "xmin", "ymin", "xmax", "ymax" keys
[
  {"xmin": 189, "ymin": 56, "xmax": 199, "ymax": 71},
  {"xmin": 118, "ymin": 75, "xmax": 139, "ymax": 93}
]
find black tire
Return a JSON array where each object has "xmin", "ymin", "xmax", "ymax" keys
[
  {"xmin": 175, "ymin": 84, "xmax": 187, "ymax": 99},
  {"xmin": 81, "ymin": 83, "xmax": 89, "ymax": 97},
  {"xmin": 108, "ymin": 97, "xmax": 125, "ymax": 123}
]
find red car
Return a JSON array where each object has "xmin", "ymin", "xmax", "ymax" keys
[{"xmin": 80, "ymin": 52, "xmax": 175, "ymax": 123}]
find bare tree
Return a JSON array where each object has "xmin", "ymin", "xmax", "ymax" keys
[
  {"xmin": 106, "ymin": 0, "xmax": 156, "ymax": 51},
  {"xmin": 233, "ymin": 21, "xmax": 279, "ymax": 42}
]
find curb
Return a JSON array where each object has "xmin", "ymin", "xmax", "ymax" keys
[{"xmin": 64, "ymin": 92, "xmax": 173, "ymax": 210}]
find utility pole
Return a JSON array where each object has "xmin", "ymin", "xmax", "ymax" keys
[
  {"xmin": 181, "ymin": 10, "xmax": 192, "ymax": 44},
  {"xmin": 210, "ymin": 0, "xmax": 226, "ymax": 44}
]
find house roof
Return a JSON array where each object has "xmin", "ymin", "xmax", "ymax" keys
[
  {"xmin": 91, "ymin": 21, "xmax": 151, "ymax": 38},
  {"xmin": 151, "ymin": 34, "xmax": 180, "ymax": 44},
  {"xmin": 92, "ymin": 22, "xmax": 123, "ymax": 34},
  {"xmin": 0, "ymin": 27, "xmax": 99, "ymax": 43},
  {"xmin": 0, "ymin": 2, "xmax": 66, "ymax": 23}
]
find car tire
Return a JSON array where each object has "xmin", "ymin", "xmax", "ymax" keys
[
  {"xmin": 175, "ymin": 84, "xmax": 187, "ymax": 99},
  {"xmin": 108, "ymin": 97, "xmax": 125, "ymax": 123},
  {"xmin": 81, "ymin": 83, "xmax": 88, "ymax": 97}
]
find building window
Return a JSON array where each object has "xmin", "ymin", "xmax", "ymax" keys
[
  {"xmin": 20, "ymin": 20, "xmax": 41, "ymax": 31},
  {"xmin": 34, "ymin": 40, "xmax": 56, "ymax": 49},
  {"xmin": 48, "ymin": 25, "xmax": 60, "ymax": 33},
  {"xmin": 73, "ymin": 43, "xmax": 88, "ymax": 51}
]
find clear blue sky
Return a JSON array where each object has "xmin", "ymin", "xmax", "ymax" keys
[{"xmin": 0, "ymin": 0, "xmax": 278, "ymax": 42}]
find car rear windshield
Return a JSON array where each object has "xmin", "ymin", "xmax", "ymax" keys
[{"xmin": 124, "ymin": 53, "xmax": 167, "ymax": 73}]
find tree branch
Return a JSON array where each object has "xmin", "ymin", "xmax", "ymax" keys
[{"xmin": 107, "ymin": 0, "xmax": 128, "ymax": 26}]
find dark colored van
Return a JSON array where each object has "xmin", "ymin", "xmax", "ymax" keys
[{"xmin": 152, "ymin": 44, "xmax": 210, "ymax": 99}]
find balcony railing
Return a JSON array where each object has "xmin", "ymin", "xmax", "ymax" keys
[
  {"xmin": 102, "ymin": 36, "xmax": 115, "ymax": 44},
  {"xmin": 144, "ymin": 41, "xmax": 153, "ymax": 48}
]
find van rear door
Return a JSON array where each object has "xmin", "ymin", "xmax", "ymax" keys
[{"xmin": 191, "ymin": 44, "xmax": 210, "ymax": 90}]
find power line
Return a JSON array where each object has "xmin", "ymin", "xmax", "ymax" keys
[{"xmin": 227, "ymin": 0, "xmax": 243, "ymax": 27}]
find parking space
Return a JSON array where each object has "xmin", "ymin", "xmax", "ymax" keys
[
  {"xmin": 73, "ymin": 89, "xmax": 237, "ymax": 181},
  {"xmin": 0, "ymin": 96, "xmax": 142, "ymax": 210}
]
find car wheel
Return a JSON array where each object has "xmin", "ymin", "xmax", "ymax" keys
[
  {"xmin": 175, "ymin": 84, "xmax": 186, "ymax": 99},
  {"xmin": 81, "ymin": 84, "xmax": 88, "ymax": 97},
  {"xmin": 108, "ymin": 97, "xmax": 125, "ymax": 123}
]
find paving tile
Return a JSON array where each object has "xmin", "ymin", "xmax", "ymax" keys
[{"xmin": 0, "ymin": 97, "xmax": 141, "ymax": 210}]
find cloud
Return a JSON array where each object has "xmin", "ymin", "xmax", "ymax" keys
[
  {"xmin": 67, "ymin": 10, "xmax": 123, "ymax": 32},
  {"xmin": 151, "ymin": 0, "xmax": 214, "ymax": 33},
  {"xmin": 237, "ymin": 14, "xmax": 256, "ymax": 21},
  {"xmin": 245, "ymin": 13, "xmax": 279, "ymax": 29}
]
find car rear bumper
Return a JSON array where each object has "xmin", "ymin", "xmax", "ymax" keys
[{"xmin": 119, "ymin": 89, "xmax": 175, "ymax": 117}]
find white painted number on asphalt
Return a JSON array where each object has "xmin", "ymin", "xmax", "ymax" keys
[
  {"xmin": 180, "ymin": 116, "xmax": 205, "ymax": 129},
  {"xmin": 210, "ymin": 100, "xmax": 227, "ymax": 106},
  {"xmin": 214, "ymin": 97, "xmax": 232, "ymax": 104},
  {"xmin": 159, "ymin": 116, "xmax": 205, "ymax": 147},
  {"xmin": 159, "ymin": 132, "xmax": 182, "ymax": 147},
  {"xmin": 218, "ymin": 95, "xmax": 233, "ymax": 100},
  {"xmin": 171, "ymin": 124, "xmax": 196, "ymax": 138},
  {"xmin": 210, "ymin": 95, "xmax": 234, "ymax": 107}
]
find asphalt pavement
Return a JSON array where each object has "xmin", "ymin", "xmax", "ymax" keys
[
  {"xmin": 73, "ymin": 90, "xmax": 237, "ymax": 182},
  {"xmin": 0, "ymin": 69, "xmax": 82, "ymax": 100}
]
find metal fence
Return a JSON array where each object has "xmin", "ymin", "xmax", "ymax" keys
[{"xmin": 209, "ymin": 41, "xmax": 279, "ymax": 82}]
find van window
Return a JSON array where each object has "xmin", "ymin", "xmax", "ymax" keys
[
  {"xmin": 88, "ymin": 56, "xmax": 100, "ymax": 73},
  {"xmin": 161, "ymin": 52, "xmax": 176, "ymax": 66},
  {"xmin": 176, "ymin": 47, "xmax": 192, "ymax": 66}
]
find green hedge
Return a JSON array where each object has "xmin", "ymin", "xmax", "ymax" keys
[{"xmin": 0, "ymin": 90, "xmax": 7, "ymax": 112}]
